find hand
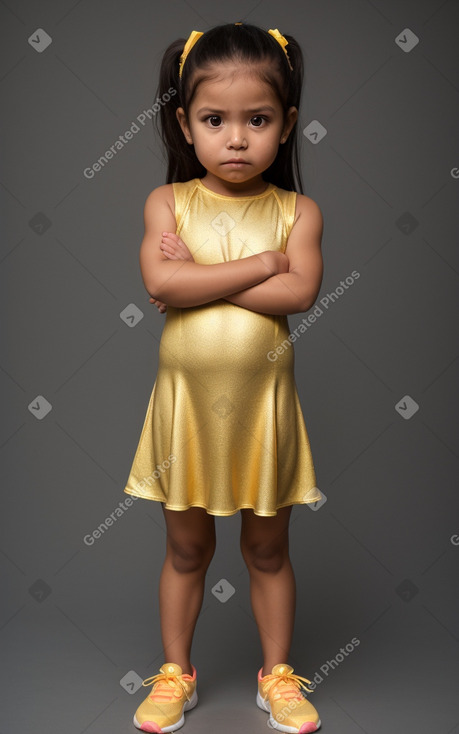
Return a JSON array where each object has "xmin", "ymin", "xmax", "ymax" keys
[
  {"xmin": 160, "ymin": 232, "xmax": 195, "ymax": 261},
  {"xmin": 149, "ymin": 233, "xmax": 195, "ymax": 313},
  {"xmin": 148, "ymin": 295, "xmax": 167, "ymax": 313}
]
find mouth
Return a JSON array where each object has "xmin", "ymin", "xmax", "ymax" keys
[{"xmin": 223, "ymin": 160, "xmax": 249, "ymax": 166}]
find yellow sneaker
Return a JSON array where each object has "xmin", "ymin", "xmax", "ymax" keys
[
  {"xmin": 133, "ymin": 662, "xmax": 198, "ymax": 733},
  {"xmin": 257, "ymin": 663, "xmax": 321, "ymax": 733}
]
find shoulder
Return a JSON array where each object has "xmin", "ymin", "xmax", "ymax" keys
[
  {"xmin": 143, "ymin": 184, "xmax": 178, "ymax": 224},
  {"xmin": 293, "ymin": 193, "xmax": 324, "ymax": 234},
  {"xmin": 144, "ymin": 180, "xmax": 198, "ymax": 219},
  {"xmin": 144, "ymin": 183, "xmax": 175, "ymax": 214},
  {"xmin": 294, "ymin": 194, "xmax": 323, "ymax": 224}
]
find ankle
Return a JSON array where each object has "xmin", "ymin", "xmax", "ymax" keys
[{"xmin": 176, "ymin": 662, "xmax": 193, "ymax": 676}]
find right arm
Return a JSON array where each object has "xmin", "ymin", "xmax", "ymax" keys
[{"xmin": 139, "ymin": 186, "xmax": 287, "ymax": 308}]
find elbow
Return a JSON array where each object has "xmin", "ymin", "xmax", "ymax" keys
[
  {"xmin": 301, "ymin": 297, "xmax": 312, "ymax": 313},
  {"xmin": 142, "ymin": 261, "xmax": 194, "ymax": 305},
  {"xmin": 287, "ymin": 273, "xmax": 317, "ymax": 314},
  {"xmin": 142, "ymin": 268, "xmax": 171, "ymax": 302},
  {"xmin": 144, "ymin": 276, "xmax": 190, "ymax": 308},
  {"xmin": 282, "ymin": 292, "xmax": 309, "ymax": 315},
  {"xmin": 140, "ymin": 265, "xmax": 160, "ymax": 299},
  {"xmin": 301, "ymin": 283, "xmax": 322, "ymax": 313},
  {"xmin": 300, "ymin": 292, "xmax": 314, "ymax": 314},
  {"xmin": 284, "ymin": 296, "xmax": 309, "ymax": 316},
  {"xmin": 144, "ymin": 278, "xmax": 163, "ymax": 300},
  {"xmin": 146, "ymin": 277, "xmax": 166, "ymax": 299},
  {"xmin": 148, "ymin": 282, "xmax": 180, "ymax": 305}
]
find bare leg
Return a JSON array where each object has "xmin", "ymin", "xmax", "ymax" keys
[
  {"xmin": 240, "ymin": 506, "xmax": 295, "ymax": 676},
  {"xmin": 159, "ymin": 504, "xmax": 216, "ymax": 675}
]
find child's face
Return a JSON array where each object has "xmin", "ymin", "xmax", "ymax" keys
[{"xmin": 176, "ymin": 63, "xmax": 297, "ymax": 191}]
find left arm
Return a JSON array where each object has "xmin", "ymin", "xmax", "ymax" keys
[
  {"xmin": 148, "ymin": 195, "xmax": 324, "ymax": 316},
  {"xmin": 224, "ymin": 195, "xmax": 324, "ymax": 315}
]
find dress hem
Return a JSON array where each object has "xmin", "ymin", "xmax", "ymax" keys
[{"xmin": 123, "ymin": 488, "xmax": 321, "ymax": 516}]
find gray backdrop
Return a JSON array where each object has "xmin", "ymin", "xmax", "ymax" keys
[{"xmin": 1, "ymin": 1, "xmax": 458, "ymax": 733}]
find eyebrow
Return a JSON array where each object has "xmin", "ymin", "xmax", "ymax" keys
[{"xmin": 196, "ymin": 106, "xmax": 277, "ymax": 114}]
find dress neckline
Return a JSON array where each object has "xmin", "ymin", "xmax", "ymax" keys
[{"xmin": 195, "ymin": 178, "xmax": 276, "ymax": 200}]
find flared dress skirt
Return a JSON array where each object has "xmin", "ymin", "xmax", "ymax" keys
[{"xmin": 124, "ymin": 299, "xmax": 321, "ymax": 516}]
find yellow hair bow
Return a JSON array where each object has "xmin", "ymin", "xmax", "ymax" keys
[
  {"xmin": 267, "ymin": 28, "xmax": 293, "ymax": 71},
  {"xmin": 178, "ymin": 26, "xmax": 293, "ymax": 80},
  {"xmin": 178, "ymin": 30, "xmax": 203, "ymax": 79}
]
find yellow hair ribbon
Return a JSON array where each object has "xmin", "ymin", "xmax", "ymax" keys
[
  {"xmin": 178, "ymin": 30, "xmax": 203, "ymax": 79},
  {"xmin": 178, "ymin": 26, "xmax": 293, "ymax": 79},
  {"xmin": 267, "ymin": 28, "xmax": 293, "ymax": 71}
]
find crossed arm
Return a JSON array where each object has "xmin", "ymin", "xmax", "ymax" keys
[
  {"xmin": 223, "ymin": 197, "xmax": 323, "ymax": 315},
  {"xmin": 141, "ymin": 187, "xmax": 324, "ymax": 317}
]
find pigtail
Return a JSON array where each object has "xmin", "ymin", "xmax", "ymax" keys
[
  {"xmin": 285, "ymin": 33, "xmax": 306, "ymax": 194},
  {"xmin": 262, "ymin": 31, "xmax": 305, "ymax": 194},
  {"xmin": 152, "ymin": 37, "xmax": 205, "ymax": 183}
]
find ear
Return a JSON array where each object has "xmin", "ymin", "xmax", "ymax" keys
[
  {"xmin": 176, "ymin": 107, "xmax": 193, "ymax": 144},
  {"xmin": 280, "ymin": 106, "xmax": 298, "ymax": 143}
]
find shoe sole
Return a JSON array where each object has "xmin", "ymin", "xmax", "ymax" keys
[
  {"xmin": 256, "ymin": 690, "xmax": 321, "ymax": 733},
  {"xmin": 133, "ymin": 688, "xmax": 198, "ymax": 733}
]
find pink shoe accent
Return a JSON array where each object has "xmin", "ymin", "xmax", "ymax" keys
[
  {"xmin": 299, "ymin": 723, "xmax": 318, "ymax": 733},
  {"xmin": 140, "ymin": 723, "xmax": 163, "ymax": 733},
  {"xmin": 182, "ymin": 664, "xmax": 197, "ymax": 680}
]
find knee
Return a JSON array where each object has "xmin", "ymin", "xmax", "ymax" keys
[
  {"xmin": 240, "ymin": 541, "xmax": 287, "ymax": 574},
  {"xmin": 168, "ymin": 537, "xmax": 216, "ymax": 573}
]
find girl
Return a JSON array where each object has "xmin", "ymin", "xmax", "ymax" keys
[{"xmin": 124, "ymin": 22, "xmax": 324, "ymax": 734}]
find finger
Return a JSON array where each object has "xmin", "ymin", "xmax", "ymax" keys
[
  {"xmin": 171, "ymin": 243, "xmax": 189, "ymax": 256},
  {"xmin": 161, "ymin": 242, "xmax": 178, "ymax": 254}
]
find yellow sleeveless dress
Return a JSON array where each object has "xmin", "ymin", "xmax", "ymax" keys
[{"xmin": 123, "ymin": 177, "xmax": 321, "ymax": 516}]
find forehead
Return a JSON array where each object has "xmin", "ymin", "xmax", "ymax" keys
[{"xmin": 191, "ymin": 62, "xmax": 281, "ymax": 106}]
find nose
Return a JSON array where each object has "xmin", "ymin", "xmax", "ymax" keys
[{"xmin": 226, "ymin": 124, "xmax": 247, "ymax": 148}]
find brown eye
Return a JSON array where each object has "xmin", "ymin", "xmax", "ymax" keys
[{"xmin": 208, "ymin": 116, "xmax": 221, "ymax": 126}]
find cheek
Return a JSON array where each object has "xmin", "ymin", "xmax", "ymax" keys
[
  {"xmin": 195, "ymin": 139, "xmax": 218, "ymax": 157},
  {"xmin": 260, "ymin": 140, "xmax": 278, "ymax": 157}
]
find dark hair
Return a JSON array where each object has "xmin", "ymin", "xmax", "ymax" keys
[{"xmin": 152, "ymin": 22, "xmax": 305, "ymax": 193}]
